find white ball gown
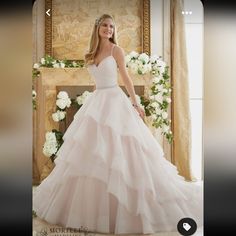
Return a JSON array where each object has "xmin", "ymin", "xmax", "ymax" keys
[{"xmin": 33, "ymin": 50, "xmax": 203, "ymax": 234}]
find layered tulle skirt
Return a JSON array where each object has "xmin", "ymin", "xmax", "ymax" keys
[{"xmin": 33, "ymin": 86, "xmax": 203, "ymax": 234}]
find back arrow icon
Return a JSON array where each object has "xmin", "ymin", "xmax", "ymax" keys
[{"xmin": 46, "ymin": 9, "xmax": 50, "ymax": 16}]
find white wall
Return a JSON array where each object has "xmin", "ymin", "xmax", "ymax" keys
[
  {"xmin": 150, "ymin": 0, "xmax": 164, "ymax": 57},
  {"xmin": 184, "ymin": 0, "xmax": 204, "ymax": 180}
]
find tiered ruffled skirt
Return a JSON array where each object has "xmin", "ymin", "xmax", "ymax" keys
[{"xmin": 33, "ymin": 86, "xmax": 203, "ymax": 234}]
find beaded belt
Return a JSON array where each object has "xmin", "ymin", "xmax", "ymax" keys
[{"xmin": 96, "ymin": 84, "xmax": 118, "ymax": 90}]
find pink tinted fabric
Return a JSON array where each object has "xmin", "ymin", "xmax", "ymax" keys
[{"xmin": 33, "ymin": 56, "xmax": 203, "ymax": 234}]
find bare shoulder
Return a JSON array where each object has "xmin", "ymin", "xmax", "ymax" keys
[{"xmin": 113, "ymin": 45, "xmax": 125, "ymax": 61}]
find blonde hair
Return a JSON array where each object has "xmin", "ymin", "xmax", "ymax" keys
[{"xmin": 84, "ymin": 14, "xmax": 118, "ymax": 65}]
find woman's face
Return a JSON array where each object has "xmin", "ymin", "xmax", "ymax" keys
[{"xmin": 98, "ymin": 18, "xmax": 114, "ymax": 39}]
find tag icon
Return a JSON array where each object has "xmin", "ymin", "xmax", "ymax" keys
[
  {"xmin": 177, "ymin": 218, "xmax": 197, "ymax": 236},
  {"xmin": 183, "ymin": 223, "xmax": 191, "ymax": 231}
]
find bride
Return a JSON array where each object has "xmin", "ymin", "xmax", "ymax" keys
[{"xmin": 33, "ymin": 14, "xmax": 203, "ymax": 234}]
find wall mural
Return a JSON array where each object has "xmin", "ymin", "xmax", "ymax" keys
[{"xmin": 45, "ymin": 0, "xmax": 150, "ymax": 60}]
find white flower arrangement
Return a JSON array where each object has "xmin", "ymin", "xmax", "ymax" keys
[
  {"xmin": 51, "ymin": 91, "xmax": 71, "ymax": 122},
  {"xmin": 76, "ymin": 90, "xmax": 92, "ymax": 106},
  {"xmin": 125, "ymin": 51, "xmax": 152, "ymax": 75},
  {"xmin": 33, "ymin": 63, "xmax": 40, "ymax": 69},
  {"xmin": 32, "ymin": 89, "xmax": 37, "ymax": 110},
  {"xmin": 32, "ymin": 90, "xmax": 37, "ymax": 98},
  {"xmin": 147, "ymin": 68, "xmax": 173, "ymax": 143},
  {"xmin": 44, "ymin": 91, "xmax": 71, "ymax": 161},
  {"xmin": 42, "ymin": 129, "xmax": 64, "ymax": 162},
  {"xmin": 52, "ymin": 110, "xmax": 66, "ymax": 122},
  {"xmin": 44, "ymin": 90, "xmax": 93, "ymax": 161},
  {"xmin": 150, "ymin": 57, "xmax": 166, "ymax": 76},
  {"xmin": 32, "ymin": 55, "xmax": 84, "ymax": 110},
  {"xmin": 125, "ymin": 51, "xmax": 167, "ymax": 76},
  {"xmin": 33, "ymin": 55, "xmax": 84, "ymax": 70},
  {"xmin": 42, "ymin": 131, "xmax": 59, "ymax": 157},
  {"xmin": 125, "ymin": 51, "xmax": 173, "ymax": 143},
  {"xmin": 56, "ymin": 91, "xmax": 72, "ymax": 110}
]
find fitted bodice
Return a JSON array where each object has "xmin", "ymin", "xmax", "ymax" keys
[{"xmin": 87, "ymin": 55, "xmax": 118, "ymax": 89}]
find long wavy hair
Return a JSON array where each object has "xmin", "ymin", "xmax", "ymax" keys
[{"xmin": 84, "ymin": 14, "xmax": 118, "ymax": 65}]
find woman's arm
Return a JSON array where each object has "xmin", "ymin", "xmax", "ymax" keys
[{"xmin": 113, "ymin": 46, "xmax": 145, "ymax": 119}]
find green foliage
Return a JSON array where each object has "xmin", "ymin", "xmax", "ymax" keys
[
  {"xmin": 140, "ymin": 95, "xmax": 151, "ymax": 116},
  {"xmin": 32, "ymin": 210, "xmax": 37, "ymax": 218}
]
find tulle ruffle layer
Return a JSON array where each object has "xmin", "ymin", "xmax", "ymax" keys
[{"xmin": 33, "ymin": 87, "xmax": 203, "ymax": 234}]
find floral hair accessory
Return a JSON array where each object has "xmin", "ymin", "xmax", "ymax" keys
[{"xmin": 95, "ymin": 18, "xmax": 100, "ymax": 26}]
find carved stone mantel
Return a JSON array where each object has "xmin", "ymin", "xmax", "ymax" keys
[{"xmin": 34, "ymin": 67, "xmax": 151, "ymax": 184}]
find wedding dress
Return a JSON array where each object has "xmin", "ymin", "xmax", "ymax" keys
[{"xmin": 33, "ymin": 46, "xmax": 203, "ymax": 234}]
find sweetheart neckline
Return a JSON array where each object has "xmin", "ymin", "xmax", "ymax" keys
[{"xmin": 93, "ymin": 55, "xmax": 115, "ymax": 68}]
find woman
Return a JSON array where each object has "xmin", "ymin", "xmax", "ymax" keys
[
  {"xmin": 85, "ymin": 14, "xmax": 145, "ymax": 119},
  {"xmin": 33, "ymin": 14, "xmax": 203, "ymax": 234}
]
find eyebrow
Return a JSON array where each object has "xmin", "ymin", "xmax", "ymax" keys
[{"xmin": 102, "ymin": 22, "xmax": 114, "ymax": 26}]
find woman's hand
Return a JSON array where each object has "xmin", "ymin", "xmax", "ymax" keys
[{"xmin": 133, "ymin": 104, "xmax": 145, "ymax": 120}]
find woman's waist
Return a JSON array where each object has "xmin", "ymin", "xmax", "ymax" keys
[{"xmin": 95, "ymin": 84, "xmax": 119, "ymax": 90}]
